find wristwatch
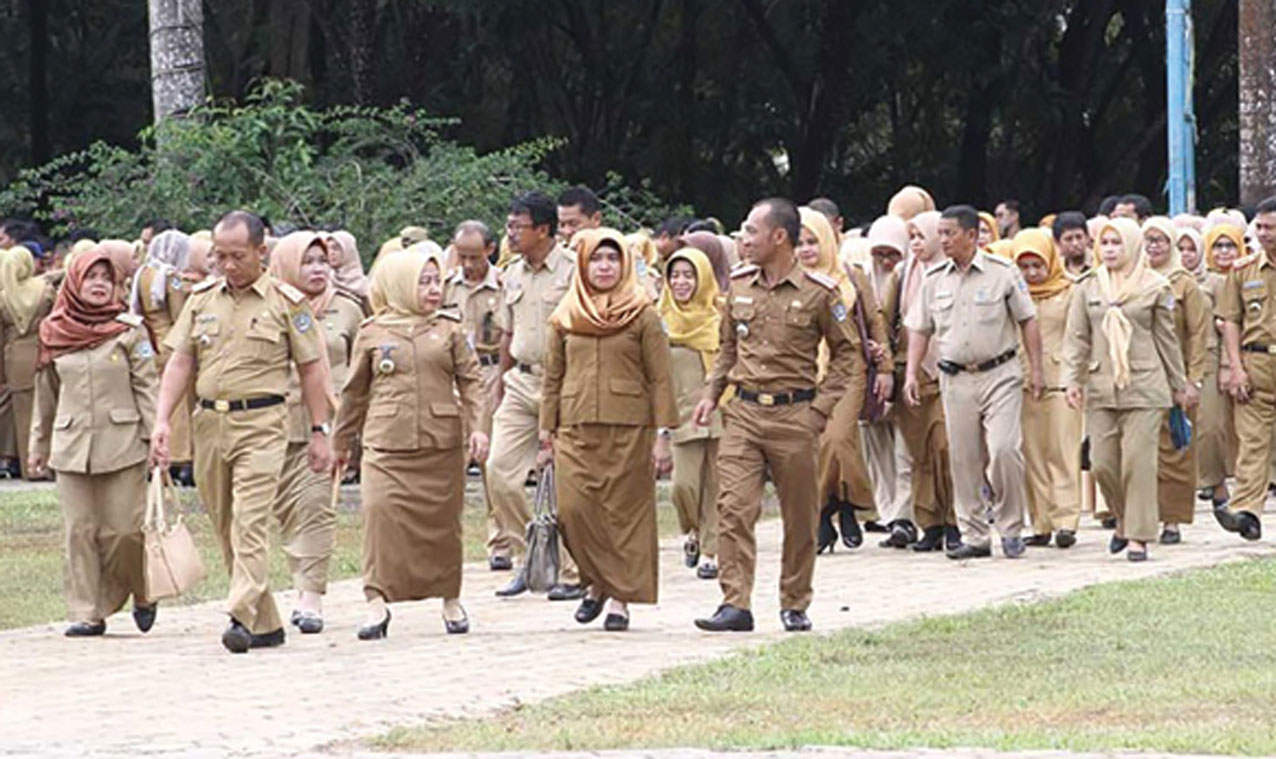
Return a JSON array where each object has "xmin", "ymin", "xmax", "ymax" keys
[{"xmin": 312, "ymin": 422, "xmax": 331, "ymax": 436}]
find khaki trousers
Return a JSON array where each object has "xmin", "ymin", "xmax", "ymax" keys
[
  {"xmin": 0, "ymin": 388, "xmax": 15, "ymax": 459},
  {"xmin": 484, "ymin": 368, "xmax": 578, "ymax": 581},
  {"xmin": 1233, "ymin": 387, "xmax": 1276, "ymax": 517},
  {"xmin": 860, "ymin": 420, "xmax": 911, "ymax": 523},
  {"xmin": 1157, "ymin": 407, "xmax": 1196, "ymax": 524},
  {"xmin": 716, "ymin": 400, "xmax": 819, "ymax": 611},
  {"xmin": 938, "ymin": 363, "xmax": 1027, "ymax": 546},
  {"xmin": 193, "ymin": 404, "xmax": 288, "ymax": 634},
  {"xmin": 816, "ymin": 372, "xmax": 877, "ymax": 518},
  {"xmin": 671, "ymin": 437, "xmax": 719, "ymax": 558},
  {"xmin": 1196, "ymin": 367, "xmax": 1235, "ymax": 489},
  {"xmin": 1088, "ymin": 407, "xmax": 1162, "ymax": 542},
  {"xmin": 58, "ymin": 464, "xmax": 148, "ymax": 623},
  {"xmin": 1021, "ymin": 390, "xmax": 1083, "ymax": 533},
  {"xmin": 895, "ymin": 379, "xmax": 954, "ymax": 530},
  {"xmin": 271, "ymin": 442, "xmax": 336, "ymax": 593},
  {"xmin": 473, "ymin": 362, "xmax": 503, "ymax": 557},
  {"xmin": 10, "ymin": 388, "xmax": 34, "ymax": 478}
]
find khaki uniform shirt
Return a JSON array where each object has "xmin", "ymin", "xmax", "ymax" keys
[
  {"xmin": 284, "ymin": 293, "xmax": 364, "ymax": 443},
  {"xmin": 669, "ymin": 344, "xmax": 721, "ymax": 443},
  {"xmin": 1061, "ymin": 272, "xmax": 1186, "ymax": 408},
  {"xmin": 498, "ymin": 246, "xmax": 575, "ymax": 368},
  {"xmin": 164, "ymin": 273, "xmax": 323, "ymax": 401},
  {"xmin": 1166, "ymin": 271, "xmax": 1210, "ymax": 386},
  {"xmin": 1021, "ymin": 287, "xmax": 1071, "ymax": 390},
  {"xmin": 137, "ymin": 266, "xmax": 194, "ymax": 360},
  {"xmin": 333, "ymin": 312, "xmax": 483, "ymax": 453},
  {"xmin": 540, "ymin": 307, "xmax": 679, "ymax": 430},
  {"xmin": 0, "ymin": 280, "xmax": 56, "ymax": 391},
  {"xmin": 706, "ymin": 264, "xmax": 862, "ymax": 419},
  {"xmin": 1217, "ymin": 251, "xmax": 1276, "ymax": 391},
  {"xmin": 905, "ymin": 251, "xmax": 1036, "ymax": 368},
  {"xmin": 31, "ymin": 316, "xmax": 158, "ymax": 474},
  {"xmin": 444, "ymin": 265, "xmax": 504, "ymax": 358},
  {"xmin": 1198, "ymin": 272, "xmax": 1225, "ymax": 370}
]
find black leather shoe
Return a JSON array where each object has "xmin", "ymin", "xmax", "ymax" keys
[
  {"xmin": 1128, "ymin": 547, "xmax": 1148, "ymax": 562},
  {"xmin": 879, "ymin": 519, "xmax": 917, "ymax": 549},
  {"xmin": 250, "ymin": 627, "xmax": 286, "ymax": 649},
  {"xmin": 1159, "ymin": 527, "xmax": 1182, "ymax": 545},
  {"xmin": 1055, "ymin": 529, "xmax": 1077, "ymax": 549},
  {"xmin": 863, "ymin": 520, "xmax": 889, "ymax": 533},
  {"xmin": 547, "ymin": 583, "xmax": 586, "ymax": 601},
  {"xmin": 780, "ymin": 609, "xmax": 812, "ymax": 632},
  {"xmin": 1002, "ymin": 536, "xmax": 1026, "ymax": 558},
  {"xmin": 132, "ymin": 603, "xmax": 157, "ymax": 633},
  {"xmin": 488, "ymin": 556, "xmax": 513, "ymax": 572},
  {"xmin": 443, "ymin": 607, "xmax": 469, "ymax": 635},
  {"xmin": 357, "ymin": 609, "xmax": 391, "ymax": 640},
  {"xmin": 222, "ymin": 620, "xmax": 252, "ymax": 653},
  {"xmin": 1238, "ymin": 511, "xmax": 1263, "ymax": 541},
  {"xmin": 683, "ymin": 536, "xmax": 701, "ymax": 568},
  {"xmin": 1109, "ymin": 535, "xmax": 1129, "ymax": 554},
  {"xmin": 694, "ymin": 604, "xmax": 754, "ymax": 632},
  {"xmin": 603, "ymin": 613, "xmax": 630, "ymax": 632},
  {"xmin": 945, "ymin": 543, "xmax": 991, "ymax": 560},
  {"xmin": 912, "ymin": 525, "xmax": 944, "ymax": 552},
  {"xmin": 292, "ymin": 610, "xmax": 324, "ymax": 634},
  {"xmin": 838, "ymin": 505, "xmax": 863, "ymax": 549},
  {"xmin": 944, "ymin": 525, "xmax": 962, "ymax": 551},
  {"xmin": 696, "ymin": 561, "xmax": 719, "ymax": 579},
  {"xmin": 1024, "ymin": 533, "xmax": 1052, "ymax": 547},
  {"xmin": 65, "ymin": 621, "xmax": 106, "ymax": 637},
  {"xmin": 1101, "ymin": 517, "xmax": 1117, "ymax": 529},
  {"xmin": 817, "ymin": 503, "xmax": 838, "ymax": 554},
  {"xmin": 1197, "ymin": 487, "xmax": 1213, "ymax": 502},
  {"xmin": 574, "ymin": 595, "xmax": 608, "ymax": 624},
  {"xmin": 1213, "ymin": 503, "xmax": 1239, "ymax": 532},
  {"xmin": 495, "ymin": 573, "xmax": 529, "ymax": 597}
]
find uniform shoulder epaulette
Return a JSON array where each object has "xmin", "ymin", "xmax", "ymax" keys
[
  {"xmin": 274, "ymin": 280, "xmax": 305, "ymax": 305},
  {"xmin": 804, "ymin": 270, "xmax": 838, "ymax": 290},
  {"xmin": 334, "ymin": 287, "xmax": 364, "ymax": 307},
  {"xmin": 1233, "ymin": 251, "xmax": 1261, "ymax": 269},
  {"xmin": 115, "ymin": 312, "xmax": 143, "ymax": 327},
  {"xmin": 984, "ymin": 253, "xmax": 1014, "ymax": 267},
  {"xmin": 500, "ymin": 255, "xmax": 524, "ymax": 272},
  {"xmin": 1073, "ymin": 269, "xmax": 1097, "ymax": 283},
  {"xmin": 924, "ymin": 259, "xmax": 950, "ymax": 276},
  {"xmin": 448, "ymin": 269, "xmax": 465, "ymax": 285},
  {"xmin": 191, "ymin": 277, "xmax": 220, "ymax": 293},
  {"xmin": 438, "ymin": 309, "xmax": 462, "ymax": 322},
  {"xmin": 730, "ymin": 264, "xmax": 759, "ymax": 279}
]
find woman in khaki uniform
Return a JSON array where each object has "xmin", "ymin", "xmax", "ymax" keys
[
  {"xmin": 29, "ymin": 248, "xmax": 158, "ymax": 636},
  {"xmin": 1142, "ymin": 217, "xmax": 1208, "ymax": 543},
  {"xmin": 269, "ymin": 232, "xmax": 364, "ymax": 633},
  {"xmin": 0, "ymin": 244, "xmax": 57, "ymax": 479},
  {"xmin": 130, "ymin": 229, "xmax": 201, "ymax": 485},
  {"xmin": 540, "ymin": 228, "xmax": 678, "ymax": 632},
  {"xmin": 659, "ymin": 246, "xmax": 722, "ymax": 580},
  {"xmin": 334, "ymin": 246, "xmax": 487, "ymax": 639},
  {"xmin": 1189, "ymin": 225, "xmax": 1240, "ymax": 510},
  {"xmin": 1012, "ymin": 228, "xmax": 1082, "ymax": 548},
  {"xmin": 796, "ymin": 208, "xmax": 891, "ymax": 550},
  {"xmin": 1063, "ymin": 218, "xmax": 1187, "ymax": 562}
]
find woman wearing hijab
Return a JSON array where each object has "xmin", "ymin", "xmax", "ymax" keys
[
  {"xmin": 0, "ymin": 245, "xmax": 58, "ymax": 478},
  {"xmin": 30, "ymin": 248, "xmax": 158, "ymax": 636},
  {"xmin": 624, "ymin": 232, "xmax": 664, "ymax": 300},
  {"xmin": 679, "ymin": 231, "xmax": 733, "ymax": 293},
  {"xmin": 539, "ymin": 228, "xmax": 678, "ymax": 631},
  {"xmin": 267, "ymin": 231, "xmax": 365, "ymax": 634},
  {"xmin": 881, "ymin": 210, "xmax": 957, "ymax": 551},
  {"xmin": 796, "ymin": 208, "xmax": 892, "ymax": 552},
  {"xmin": 1141, "ymin": 217, "xmax": 1208, "ymax": 544},
  {"xmin": 1063, "ymin": 218, "xmax": 1188, "ymax": 562},
  {"xmin": 1188, "ymin": 225, "xmax": 1237, "ymax": 511},
  {"xmin": 333, "ymin": 246, "xmax": 487, "ymax": 639},
  {"xmin": 328, "ymin": 230, "xmax": 370, "ymax": 305},
  {"xmin": 977, "ymin": 212, "xmax": 1000, "ymax": 250},
  {"xmin": 886, "ymin": 185, "xmax": 936, "ymax": 221},
  {"xmin": 1013, "ymin": 228, "xmax": 1082, "ymax": 548},
  {"xmin": 659, "ymin": 246, "xmax": 722, "ymax": 579}
]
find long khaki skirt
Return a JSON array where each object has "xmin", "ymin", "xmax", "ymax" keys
[
  {"xmin": 556, "ymin": 423, "xmax": 658, "ymax": 604},
  {"xmin": 361, "ymin": 446, "xmax": 465, "ymax": 602}
]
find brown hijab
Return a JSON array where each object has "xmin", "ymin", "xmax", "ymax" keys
[
  {"xmin": 549, "ymin": 228, "xmax": 649, "ymax": 337},
  {"xmin": 38, "ymin": 248, "xmax": 131, "ymax": 369},
  {"xmin": 678, "ymin": 231, "xmax": 731, "ymax": 291}
]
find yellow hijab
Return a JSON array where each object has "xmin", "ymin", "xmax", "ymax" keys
[
  {"xmin": 1095, "ymin": 217, "xmax": 1165, "ymax": 389},
  {"xmin": 1011, "ymin": 227, "xmax": 1070, "ymax": 300},
  {"xmin": 987, "ymin": 239, "xmax": 1015, "ymax": 259},
  {"xmin": 1141, "ymin": 216, "xmax": 1184, "ymax": 278},
  {"xmin": 549, "ymin": 227, "xmax": 649, "ymax": 337},
  {"xmin": 799, "ymin": 207, "xmax": 856, "ymax": 308},
  {"xmin": 0, "ymin": 246, "xmax": 49, "ymax": 334},
  {"xmin": 979, "ymin": 211, "xmax": 1000, "ymax": 243},
  {"xmin": 1204, "ymin": 224, "xmax": 1246, "ymax": 273},
  {"xmin": 658, "ymin": 247, "xmax": 720, "ymax": 372},
  {"xmin": 368, "ymin": 246, "xmax": 446, "ymax": 329}
]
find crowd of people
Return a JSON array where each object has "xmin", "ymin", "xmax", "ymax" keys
[{"xmin": 1, "ymin": 181, "xmax": 1271, "ymax": 650}]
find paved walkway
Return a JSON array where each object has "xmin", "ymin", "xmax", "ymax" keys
[{"xmin": 1, "ymin": 502, "xmax": 1272, "ymax": 759}]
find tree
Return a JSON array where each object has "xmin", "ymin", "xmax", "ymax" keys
[
  {"xmin": 1239, "ymin": 0, "xmax": 1276, "ymax": 205},
  {"xmin": 148, "ymin": 0, "xmax": 205, "ymax": 123}
]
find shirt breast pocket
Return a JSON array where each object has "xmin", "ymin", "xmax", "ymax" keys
[
  {"xmin": 932, "ymin": 298, "xmax": 955, "ymax": 330},
  {"xmin": 975, "ymin": 300, "xmax": 1003, "ymax": 324},
  {"xmin": 246, "ymin": 320, "xmax": 283, "ymax": 358},
  {"xmin": 732, "ymin": 304, "xmax": 757, "ymax": 340},
  {"xmin": 1243, "ymin": 282, "xmax": 1267, "ymax": 320}
]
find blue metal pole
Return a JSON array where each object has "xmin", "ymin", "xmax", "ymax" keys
[
  {"xmin": 1166, "ymin": 0, "xmax": 1188, "ymax": 215},
  {"xmin": 1183, "ymin": 0, "xmax": 1196, "ymax": 212}
]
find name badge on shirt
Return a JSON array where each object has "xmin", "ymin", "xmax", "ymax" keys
[
  {"xmin": 1243, "ymin": 280, "xmax": 1264, "ymax": 289},
  {"xmin": 973, "ymin": 287, "xmax": 992, "ymax": 304}
]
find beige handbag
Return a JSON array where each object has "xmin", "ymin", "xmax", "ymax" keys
[
  {"xmin": 143, "ymin": 467, "xmax": 206, "ymax": 600},
  {"xmin": 522, "ymin": 463, "xmax": 560, "ymax": 593}
]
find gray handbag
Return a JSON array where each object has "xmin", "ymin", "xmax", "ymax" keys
[{"xmin": 522, "ymin": 463, "xmax": 560, "ymax": 592}]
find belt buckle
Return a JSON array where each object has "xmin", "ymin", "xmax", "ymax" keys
[
  {"xmin": 758, "ymin": 392, "xmax": 775, "ymax": 406},
  {"xmin": 213, "ymin": 399, "xmax": 231, "ymax": 412},
  {"xmin": 1267, "ymin": 346, "xmax": 1276, "ymax": 355}
]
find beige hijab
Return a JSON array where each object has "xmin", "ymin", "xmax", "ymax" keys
[
  {"xmin": 368, "ymin": 245, "xmax": 447, "ymax": 330},
  {"xmin": 0, "ymin": 246, "xmax": 49, "ymax": 334},
  {"xmin": 1095, "ymin": 217, "xmax": 1166, "ymax": 389}
]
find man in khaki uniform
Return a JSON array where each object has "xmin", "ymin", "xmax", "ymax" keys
[
  {"xmin": 444, "ymin": 220, "xmax": 510, "ymax": 569},
  {"xmin": 487, "ymin": 191, "xmax": 583, "ymax": 600},
  {"xmin": 904, "ymin": 205, "xmax": 1043, "ymax": 559},
  {"xmin": 556, "ymin": 186, "xmax": 603, "ymax": 247},
  {"xmin": 1216, "ymin": 196, "xmax": 1276, "ymax": 541},
  {"xmin": 692, "ymin": 197, "xmax": 861, "ymax": 633},
  {"xmin": 150, "ymin": 211, "xmax": 333, "ymax": 653}
]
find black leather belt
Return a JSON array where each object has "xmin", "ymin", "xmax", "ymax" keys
[
  {"xmin": 517, "ymin": 363, "xmax": 540, "ymax": 374},
  {"xmin": 937, "ymin": 349, "xmax": 1017, "ymax": 376},
  {"xmin": 199, "ymin": 395, "xmax": 286, "ymax": 412},
  {"xmin": 735, "ymin": 387, "xmax": 816, "ymax": 406},
  {"xmin": 1242, "ymin": 343, "xmax": 1276, "ymax": 355},
  {"xmin": 478, "ymin": 353, "xmax": 499, "ymax": 367}
]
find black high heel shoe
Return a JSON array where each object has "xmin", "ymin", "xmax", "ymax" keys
[
  {"xmin": 357, "ymin": 608, "xmax": 391, "ymax": 640},
  {"xmin": 817, "ymin": 503, "xmax": 838, "ymax": 554},
  {"xmin": 838, "ymin": 503, "xmax": 863, "ymax": 549},
  {"xmin": 443, "ymin": 605, "xmax": 469, "ymax": 635}
]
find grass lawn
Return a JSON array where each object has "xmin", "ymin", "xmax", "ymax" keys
[
  {"xmin": 0, "ymin": 478, "xmax": 684, "ymax": 630},
  {"xmin": 381, "ymin": 557, "xmax": 1276, "ymax": 756}
]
